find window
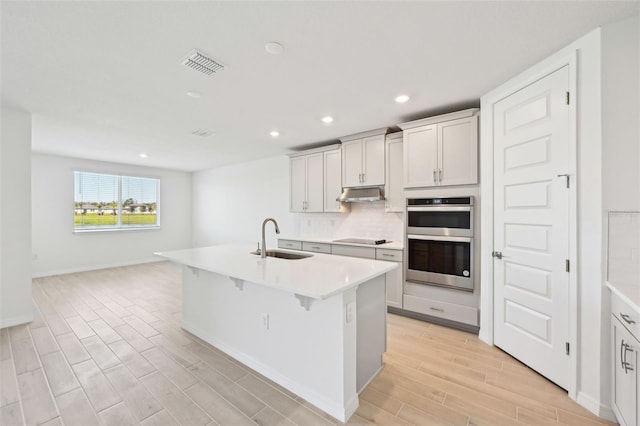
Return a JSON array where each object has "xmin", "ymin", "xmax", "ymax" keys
[{"xmin": 74, "ymin": 171, "xmax": 160, "ymax": 231}]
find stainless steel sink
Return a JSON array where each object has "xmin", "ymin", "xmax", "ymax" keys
[{"xmin": 251, "ymin": 250, "xmax": 312, "ymax": 260}]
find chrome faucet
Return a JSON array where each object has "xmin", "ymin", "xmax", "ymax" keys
[{"xmin": 261, "ymin": 218, "xmax": 280, "ymax": 258}]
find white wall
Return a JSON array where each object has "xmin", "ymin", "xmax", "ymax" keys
[
  {"xmin": 192, "ymin": 155, "xmax": 295, "ymax": 249},
  {"xmin": 31, "ymin": 153, "xmax": 192, "ymax": 277},
  {"xmin": 192, "ymin": 155, "xmax": 404, "ymax": 249},
  {"xmin": 1, "ymin": 108, "xmax": 33, "ymax": 328},
  {"xmin": 602, "ymin": 14, "xmax": 640, "ymax": 211}
]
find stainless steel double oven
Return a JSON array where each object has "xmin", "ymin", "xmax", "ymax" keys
[{"xmin": 405, "ymin": 197, "xmax": 474, "ymax": 291}]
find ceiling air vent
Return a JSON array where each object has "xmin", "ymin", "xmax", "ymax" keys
[
  {"xmin": 191, "ymin": 129, "xmax": 214, "ymax": 137},
  {"xmin": 181, "ymin": 49, "xmax": 224, "ymax": 76}
]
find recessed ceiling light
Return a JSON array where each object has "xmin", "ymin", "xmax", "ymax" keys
[
  {"xmin": 187, "ymin": 91, "xmax": 202, "ymax": 98},
  {"xmin": 265, "ymin": 42, "xmax": 284, "ymax": 55},
  {"xmin": 321, "ymin": 116, "xmax": 334, "ymax": 124},
  {"xmin": 139, "ymin": 153, "xmax": 148, "ymax": 159},
  {"xmin": 270, "ymin": 130, "xmax": 280, "ymax": 137},
  {"xmin": 395, "ymin": 94, "xmax": 410, "ymax": 103}
]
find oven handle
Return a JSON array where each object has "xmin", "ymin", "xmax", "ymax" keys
[
  {"xmin": 407, "ymin": 234, "xmax": 472, "ymax": 243},
  {"xmin": 407, "ymin": 206, "xmax": 472, "ymax": 212}
]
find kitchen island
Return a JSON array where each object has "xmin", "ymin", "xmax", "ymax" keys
[{"xmin": 155, "ymin": 244, "xmax": 397, "ymax": 422}]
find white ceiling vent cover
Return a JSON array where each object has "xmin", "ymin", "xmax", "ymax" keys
[
  {"xmin": 191, "ymin": 129, "xmax": 214, "ymax": 137},
  {"xmin": 181, "ymin": 49, "xmax": 224, "ymax": 76}
]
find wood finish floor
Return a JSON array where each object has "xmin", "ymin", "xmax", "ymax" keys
[{"xmin": 0, "ymin": 261, "xmax": 616, "ymax": 426}]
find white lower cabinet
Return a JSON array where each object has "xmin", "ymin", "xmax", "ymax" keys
[
  {"xmin": 611, "ymin": 292, "xmax": 639, "ymax": 426},
  {"xmin": 403, "ymin": 294, "xmax": 478, "ymax": 326},
  {"xmin": 331, "ymin": 245, "xmax": 375, "ymax": 259},
  {"xmin": 278, "ymin": 238, "xmax": 403, "ymax": 309},
  {"xmin": 376, "ymin": 249, "xmax": 402, "ymax": 309},
  {"xmin": 278, "ymin": 239, "xmax": 302, "ymax": 250},
  {"xmin": 301, "ymin": 242, "xmax": 331, "ymax": 254}
]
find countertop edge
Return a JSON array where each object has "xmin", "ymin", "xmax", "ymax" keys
[
  {"xmin": 606, "ymin": 281, "xmax": 640, "ymax": 315},
  {"xmin": 154, "ymin": 248, "xmax": 397, "ymax": 301}
]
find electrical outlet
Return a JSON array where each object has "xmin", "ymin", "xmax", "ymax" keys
[
  {"xmin": 261, "ymin": 313, "xmax": 269, "ymax": 330},
  {"xmin": 345, "ymin": 302, "xmax": 355, "ymax": 324}
]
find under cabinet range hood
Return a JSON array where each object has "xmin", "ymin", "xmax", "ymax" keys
[{"xmin": 337, "ymin": 186, "xmax": 385, "ymax": 202}]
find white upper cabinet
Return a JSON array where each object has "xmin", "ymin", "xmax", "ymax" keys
[
  {"xmin": 399, "ymin": 109, "xmax": 479, "ymax": 188},
  {"xmin": 403, "ymin": 124, "xmax": 438, "ymax": 188},
  {"xmin": 340, "ymin": 128, "xmax": 388, "ymax": 187},
  {"xmin": 385, "ymin": 133, "xmax": 404, "ymax": 213},
  {"xmin": 289, "ymin": 151, "xmax": 324, "ymax": 212},
  {"xmin": 290, "ymin": 145, "xmax": 344, "ymax": 213},
  {"xmin": 290, "ymin": 156, "xmax": 307, "ymax": 212},
  {"xmin": 323, "ymin": 149, "xmax": 348, "ymax": 213}
]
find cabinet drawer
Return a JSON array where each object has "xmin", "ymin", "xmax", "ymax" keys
[
  {"xmin": 278, "ymin": 239, "xmax": 302, "ymax": 250},
  {"xmin": 376, "ymin": 249, "xmax": 402, "ymax": 262},
  {"xmin": 331, "ymin": 245, "xmax": 376, "ymax": 259},
  {"xmin": 613, "ymin": 293, "xmax": 640, "ymax": 340},
  {"xmin": 403, "ymin": 294, "xmax": 478, "ymax": 326},
  {"xmin": 302, "ymin": 242, "xmax": 331, "ymax": 254}
]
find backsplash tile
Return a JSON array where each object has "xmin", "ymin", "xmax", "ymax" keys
[
  {"xmin": 294, "ymin": 203, "xmax": 403, "ymax": 242},
  {"xmin": 608, "ymin": 211, "xmax": 640, "ymax": 284}
]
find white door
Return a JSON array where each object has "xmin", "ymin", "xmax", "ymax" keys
[
  {"xmin": 362, "ymin": 134, "xmax": 385, "ymax": 186},
  {"xmin": 342, "ymin": 140, "xmax": 363, "ymax": 187},
  {"xmin": 493, "ymin": 65, "xmax": 570, "ymax": 389}
]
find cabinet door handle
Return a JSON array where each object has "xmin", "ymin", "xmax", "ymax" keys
[
  {"xmin": 382, "ymin": 253, "xmax": 394, "ymax": 257},
  {"xmin": 362, "ymin": 173, "xmax": 365, "ymax": 182},
  {"xmin": 433, "ymin": 169, "xmax": 437, "ymax": 183},
  {"xmin": 439, "ymin": 169, "xmax": 442, "ymax": 182},
  {"xmin": 429, "ymin": 307, "xmax": 444, "ymax": 312},
  {"xmin": 621, "ymin": 313, "xmax": 636, "ymax": 324},
  {"xmin": 622, "ymin": 339, "xmax": 635, "ymax": 374}
]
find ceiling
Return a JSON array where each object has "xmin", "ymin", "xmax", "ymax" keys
[{"xmin": 2, "ymin": 1, "xmax": 638, "ymax": 172}]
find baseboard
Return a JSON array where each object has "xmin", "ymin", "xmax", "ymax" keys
[
  {"xmin": 478, "ymin": 329, "xmax": 493, "ymax": 346},
  {"xmin": 0, "ymin": 313, "xmax": 34, "ymax": 329},
  {"xmin": 576, "ymin": 391, "xmax": 617, "ymax": 422},
  {"xmin": 182, "ymin": 319, "xmax": 353, "ymax": 422},
  {"xmin": 32, "ymin": 258, "xmax": 166, "ymax": 278},
  {"xmin": 388, "ymin": 307, "xmax": 480, "ymax": 334}
]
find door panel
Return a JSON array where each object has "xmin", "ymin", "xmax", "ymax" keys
[
  {"xmin": 342, "ymin": 140, "xmax": 363, "ymax": 187},
  {"xmin": 439, "ymin": 117, "xmax": 478, "ymax": 186},
  {"xmin": 403, "ymin": 125, "xmax": 438, "ymax": 188},
  {"xmin": 306, "ymin": 153, "xmax": 324, "ymax": 212},
  {"xmin": 290, "ymin": 156, "xmax": 306, "ymax": 212},
  {"xmin": 493, "ymin": 65, "xmax": 570, "ymax": 389},
  {"xmin": 362, "ymin": 135, "xmax": 385, "ymax": 186}
]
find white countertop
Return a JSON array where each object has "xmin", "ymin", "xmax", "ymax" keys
[
  {"xmin": 155, "ymin": 244, "xmax": 397, "ymax": 300},
  {"xmin": 607, "ymin": 281, "xmax": 640, "ymax": 315},
  {"xmin": 278, "ymin": 236, "xmax": 404, "ymax": 250}
]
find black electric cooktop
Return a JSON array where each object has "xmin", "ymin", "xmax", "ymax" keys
[{"xmin": 332, "ymin": 238, "xmax": 389, "ymax": 245}]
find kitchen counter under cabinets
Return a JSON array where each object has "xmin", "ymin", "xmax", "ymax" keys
[
  {"xmin": 278, "ymin": 236, "xmax": 403, "ymax": 251},
  {"xmin": 278, "ymin": 237, "xmax": 404, "ymax": 309}
]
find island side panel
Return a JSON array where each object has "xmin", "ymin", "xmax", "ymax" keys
[
  {"xmin": 356, "ymin": 274, "xmax": 387, "ymax": 392},
  {"xmin": 180, "ymin": 266, "xmax": 359, "ymax": 422}
]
